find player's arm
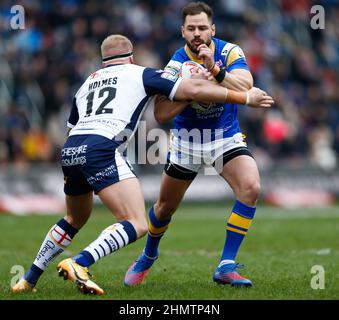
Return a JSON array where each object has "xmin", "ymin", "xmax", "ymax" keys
[
  {"xmin": 198, "ymin": 43, "xmax": 253, "ymax": 91},
  {"xmin": 209, "ymin": 66, "xmax": 253, "ymax": 91},
  {"xmin": 155, "ymin": 79, "xmax": 273, "ymax": 123},
  {"xmin": 144, "ymin": 68, "xmax": 273, "ymax": 123},
  {"xmin": 154, "ymin": 95, "xmax": 188, "ymax": 124},
  {"xmin": 219, "ymin": 69, "xmax": 253, "ymax": 91},
  {"xmin": 66, "ymin": 97, "xmax": 79, "ymax": 135},
  {"xmin": 174, "ymin": 78, "xmax": 272, "ymax": 107},
  {"xmin": 154, "ymin": 67, "xmax": 212, "ymax": 124}
]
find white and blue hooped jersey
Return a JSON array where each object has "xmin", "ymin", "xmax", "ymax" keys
[
  {"xmin": 67, "ymin": 63, "xmax": 182, "ymax": 142},
  {"xmin": 165, "ymin": 37, "xmax": 249, "ymax": 140}
]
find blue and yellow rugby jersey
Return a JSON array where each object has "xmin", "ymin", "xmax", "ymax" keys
[{"xmin": 165, "ymin": 37, "xmax": 249, "ymax": 140}]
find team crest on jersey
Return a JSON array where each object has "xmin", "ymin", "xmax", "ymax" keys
[{"xmin": 90, "ymin": 72, "xmax": 99, "ymax": 79}]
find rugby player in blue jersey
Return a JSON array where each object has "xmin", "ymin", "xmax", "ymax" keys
[
  {"xmin": 11, "ymin": 34, "xmax": 273, "ymax": 295},
  {"xmin": 125, "ymin": 2, "xmax": 268, "ymax": 287}
]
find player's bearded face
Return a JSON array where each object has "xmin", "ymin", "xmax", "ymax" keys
[{"xmin": 182, "ymin": 13, "xmax": 215, "ymax": 54}]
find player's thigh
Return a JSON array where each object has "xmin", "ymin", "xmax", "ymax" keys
[
  {"xmin": 220, "ymin": 155, "xmax": 260, "ymax": 196},
  {"xmin": 65, "ymin": 192, "xmax": 93, "ymax": 229},
  {"xmin": 98, "ymin": 177, "xmax": 146, "ymax": 222}
]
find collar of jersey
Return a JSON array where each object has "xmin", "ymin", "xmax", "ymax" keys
[
  {"xmin": 104, "ymin": 63, "xmax": 124, "ymax": 68},
  {"xmin": 184, "ymin": 39, "xmax": 215, "ymax": 65}
]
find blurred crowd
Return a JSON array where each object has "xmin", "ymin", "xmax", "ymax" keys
[{"xmin": 0, "ymin": 0, "xmax": 338, "ymax": 172}]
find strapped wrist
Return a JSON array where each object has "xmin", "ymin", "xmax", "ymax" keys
[
  {"xmin": 209, "ymin": 64, "xmax": 220, "ymax": 76},
  {"xmin": 208, "ymin": 63, "xmax": 216, "ymax": 72},
  {"xmin": 245, "ymin": 92, "xmax": 250, "ymax": 105},
  {"xmin": 214, "ymin": 68, "xmax": 226, "ymax": 83}
]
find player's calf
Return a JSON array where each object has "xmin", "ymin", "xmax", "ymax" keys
[
  {"xmin": 129, "ymin": 218, "xmax": 148, "ymax": 239},
  {"xmin": 12, "ymin": 218, "xmax": 78, "ymax": 292}
]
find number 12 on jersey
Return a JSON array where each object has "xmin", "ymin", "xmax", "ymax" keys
[{"xmin": 85, "ymin": 87, "xmax": 116, "ymax": 117}]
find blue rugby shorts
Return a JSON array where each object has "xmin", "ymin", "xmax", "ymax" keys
[{"xmin": 61, "ymin": 134, "xmax": 135, "ymax": 196}]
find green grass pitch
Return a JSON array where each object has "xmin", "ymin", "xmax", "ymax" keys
[{"xmin": 0, "ymin": 203, "xmax": 338, "ymax": 300}]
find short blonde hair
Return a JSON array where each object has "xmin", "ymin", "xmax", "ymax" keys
[{"xmin": 101, "ymin": 34, "xmax": 133, "ymax": 59}]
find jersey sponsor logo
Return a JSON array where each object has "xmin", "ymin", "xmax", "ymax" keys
[
  {"xmin": 61, "ymin": 156, "xmax": 86, "ymax": 166},
  {"xmin": 87, "ymin": 164, "xmax": 118, "ymax": 185},
  {"xmin": 160, "ymin": 71, "xmax": 177, "ymax": 82},
  {"xmin": 164, "ymin": 65, "xmax": 180, "ymax": 76},
  {"xmin": 61, "ymin": 145, "xmax": 87, "ymax": 157},
  {"xmin": 61, "ymin": 145, "xmax": 87, "ymax": 166},
  {"xmin": 166, "ymin": 60, "xmax": 182, "ymax": 70}
]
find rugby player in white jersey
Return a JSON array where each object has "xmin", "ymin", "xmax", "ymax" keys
[
  {"xmin": 12, "ymin": 34, "xmax": 273, "ymax": 295},
  {"xmin": 125, "ymin": 2, "xmax": 269, "ymax": 288}
]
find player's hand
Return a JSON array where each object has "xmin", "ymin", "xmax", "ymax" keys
[
  {"xmin": 247, "ymin": 87, "xmax": 274, "ymax": 108},
  {"xmin": 190, "ymin": 67, "xmax": 214, "ymax": 81},
  {"xmin": 197, "ymin": 44, "xmax": 214, "ymax": 70}
]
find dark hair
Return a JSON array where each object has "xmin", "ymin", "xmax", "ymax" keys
[{"xmin": 182, "ymin": 2, "xmax": 213, "ymax": 24}]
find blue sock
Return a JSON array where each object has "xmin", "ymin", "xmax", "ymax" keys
[
  {"xmin": 74, "ymin": 220, "xmax": 137, "ymax": 268},
  {"xmin": 24, "ymin": 264, "xmax": 43, "ymax": 287},
  {"xmin": 73, "ymin": 251, "xmax": 95, "ymax": 268},
  {"xmin": 220, "ymin": 200, "xmax": 256, "ymax": 262},
  {"xmin": 24, "ymin": 218, "xmax": 78, "ymax": 287},
  {"xmin": 144, "ymin": 206, "xmax": 171, "ymax": 258}
]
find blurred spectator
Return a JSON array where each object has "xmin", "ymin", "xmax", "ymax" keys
[
  {"xmin": 308, "ymin": 125, "xmax": 337, "ymax": 170},
  {"xmin": 21, "ymin": 125, "xmax": 52, "ymax": 161}
]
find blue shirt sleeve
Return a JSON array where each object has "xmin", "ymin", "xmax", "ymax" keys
[
  {"xmin": 142, "ymin": 67, "xmax": 181, "ymax": 100},
  {"xmin": 226, "ymin": 58, "xmax": 249, "ymax": 72},
  {"xmin": 67, "ymin": 97, "xmax": 79, "ymax": 128}
]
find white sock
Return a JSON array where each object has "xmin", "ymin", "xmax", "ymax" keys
[
  {"xmin": 218, "ymin": 259, "xmax": 235, "ymax": 268},
  {"xmin": 33, "ymin": 224, "xmax": 73, "ymax": 270},
  {"xmin": 82, "ymin": 222, "xmax": 135, "ymax": 263}
]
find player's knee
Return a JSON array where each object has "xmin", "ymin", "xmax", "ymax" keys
[
  {"xmin": 65, "ymin": 213, "xmax": 89, "ymax": 230},
  {"xmin": 239, "ymin": 180, "xmax": 261, "ymax": 205},
  {"xmin": 247, "ymin": 181, "xmax": 261, "ymax": 202}
]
